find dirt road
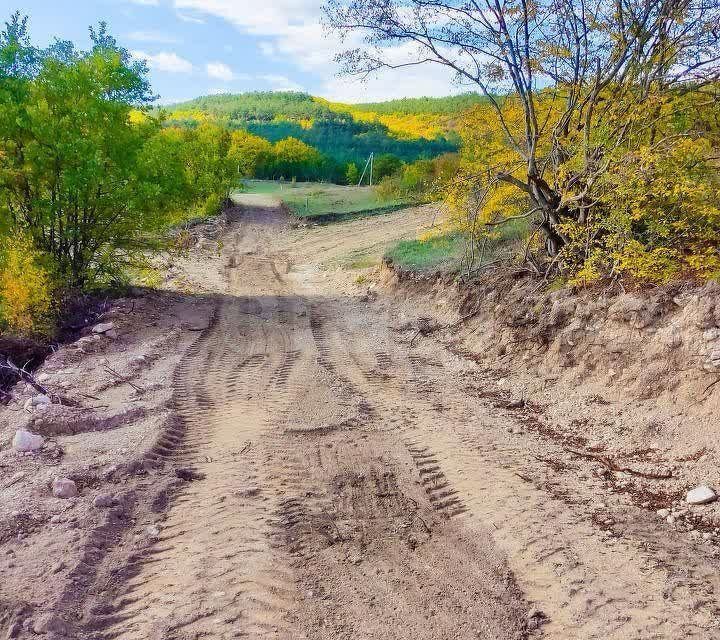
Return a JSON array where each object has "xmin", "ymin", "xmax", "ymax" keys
[{"xmin": 71, "ymin": 201, "xmax": 720, "ymax": 638}]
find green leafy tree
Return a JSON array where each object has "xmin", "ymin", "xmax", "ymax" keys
[
  {"xmin": 229, "ymin": 129, "xmax": 274, "ymax": 177},
  {"xmin": 345, "ymin": 162, "xmax": 360, "ymax": 185},
  {"xmin": 0, "ymin": 15, "xmax": 233, "ymax": 290},
  {"xmin": 272, "ymin": 137, "xmax": 323, "ymax": 181},
  {"xmin": 372, "ymin": 154, "xmax": 402, "ymax": 183}
]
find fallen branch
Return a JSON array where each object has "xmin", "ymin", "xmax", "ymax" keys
[
  {"xmin": 703, "ymin": 376, "xmax": 720, "ymax": 396},
  {"xmin": 514, "ymin": 472, "xmax": 533, "ymax": 483},
  {"xmin": 565, "ymin": 447, "xmax": 672, "ymax": 480},
  {"xmin": 103, "ymin": 366, "xmax": 142, "ymax": 392},
  {"xmin": 0, "ymin": 355, "xmax": 57, "ymax": 401}
]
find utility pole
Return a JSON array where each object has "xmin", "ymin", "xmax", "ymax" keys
[{"xmin": 358, "ymin": 152, "xmax": 374, "ymax": 187}]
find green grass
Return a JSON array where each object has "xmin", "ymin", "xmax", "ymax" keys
[
  {"xmin": 238, "ymin": 180, "xmax": 405, "ymax": 219},
  {"xmin": 385, "ymin": 233, "xmax": 464, "ymax": 272}
]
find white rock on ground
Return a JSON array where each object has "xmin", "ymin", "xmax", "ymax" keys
[
  {"xmin": 92, "ymin": 321, "xmax": 115, "ymax": 334},
  {"xmin": 52, "ymin": 477, "xmax": 78, "ymax": 499},
  {"xmin": 686, "ymin": 485, "xmax": 717, "ymax": 505},
  {"xmin": 22, "ymin": 394, "xmax": 51, "ymax": 411},
  {"xmin": 12, "ymin": 430, "xmax": 45, "ymax": 452},
  {"xmin": 129, "ymin": 355, "xmax": 147, "ymax": 368}
]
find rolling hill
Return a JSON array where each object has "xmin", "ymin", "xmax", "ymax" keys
[{"xmin": 163, "ymin": 91, "xmax": 482, "ymax": 174}]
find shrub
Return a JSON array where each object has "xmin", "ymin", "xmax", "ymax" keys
[
  {"xmin": 0, "ymin": 234, "xmax": 53, "ymax": 335},
  {"xmin": 203, "ymin": 193, "xmax": 223, "ymax": 218}
]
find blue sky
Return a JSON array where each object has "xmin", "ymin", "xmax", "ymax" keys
[{"xmin": 9, "ymin": 0, "xmax": 461, "ymax": 104}]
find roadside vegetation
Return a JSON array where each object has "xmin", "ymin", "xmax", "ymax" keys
[
  {"xmin": 327, "ymin": 0, "xmax": 720, "ymax": 286},
  {"xmin": 0, "ymin": 13, "xmax": 237, "ymax": 337},
  {"xmin": 385, "ymin": 233, "xmax": 464, "ymax": 273}
]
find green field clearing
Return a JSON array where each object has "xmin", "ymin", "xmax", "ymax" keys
[
  {"xmin": 384, "ymin": 218, "xmax": 529, "ymax": 274},
  {"xmin": 384, "ymin": 233, "xmax": 464, "ymax": 272},
  {"xmin": 237, "ymin": 180, "xmax": 405, "ymax": 219}
]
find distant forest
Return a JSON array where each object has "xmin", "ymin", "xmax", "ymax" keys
[{"xmin": 164, "ymin": 92, "xmax": 469, "ymax": 182}]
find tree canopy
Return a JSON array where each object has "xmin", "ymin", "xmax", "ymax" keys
[
  {"xmin": 325, "ymin": 0, "xmax": 720, "ymax": 282},
  {"xmin": 0, "ymin": 13, "xmax": 236, "ymax": 333}
]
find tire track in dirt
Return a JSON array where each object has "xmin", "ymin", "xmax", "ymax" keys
[
  {"xmin": 390, "ymin": 337, "xmax": 720, "ymax": 638},
  {"xmin": 76, "ymin": 203, "xmax": 530, "ymax": 640},
  {"xmin": 300, "ymin": 296, "xmax": 720, "ymax": 636},
  {"xmin": 288, "ymin": 296, "xmax": 528, "ymax": 638},
  {"xmin": 90, "ymin": 294, "xmax": 303, "ymax": 640},
  {"xmin": 84, "ymin": 206, "xmax": 315, "ymax": 640}
]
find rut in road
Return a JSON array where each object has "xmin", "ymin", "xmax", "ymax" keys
[{"xmin": 87, "ymin": 206, "xmax": 528, "ymax": 640}]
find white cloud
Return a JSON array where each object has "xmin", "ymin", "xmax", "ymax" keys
[
  {"xmin": 132, "ymin": 50, "xmax": 194, "ymax": 74},
  {"xmin": 322, "ymin": 65, "xmax": 466, "ymax": 103},
  {"xmin": 172, "ymin": 0, "xmax": 459, "ymax": 99},
  {"xmin": 127, "ymin": 30, "xmax": 180, "ymax": 44},
  {"xmin": 206, "ymin": 62, "xmax": 234, "ymax": 81},
  {"xmin": 176, "ymin": 12, "xmax": 205, "ymax": 23},
  {"xmin": 260, "ymin": 74, "xmax": 304, "ymax": 92},
  {"xmin": 173, "ymin": 1, "xmax": 336, "ymax": 73}
]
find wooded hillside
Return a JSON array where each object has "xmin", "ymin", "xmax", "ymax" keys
[{"xmin": 165, "ymin": 91, "xmax": 461, "ymax": 179}]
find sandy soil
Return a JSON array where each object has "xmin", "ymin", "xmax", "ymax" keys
[{"xmin": 1, "ymin": 200, "xmax": 719, "ymax": 639}]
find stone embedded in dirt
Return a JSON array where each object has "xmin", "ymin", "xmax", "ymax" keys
[
  {"xmin": 128, "ymin": 355, "xmax": 147, "ymax": 368},
  {"xmin": 92, "ymin": 321, "xmax": 115, "ymax": 334},
  {"xmin": 104, "ymin": 464, "xmax": 121, "ymax": 479},
  {"xmin": 657, "ymin": 509, "xmax": 671, "ymax": 518},
  {"xmin": 104, "ymin": 328, "xmax": 119, "ymax": 340},
  {"xmin": 52, "ymin": 477, "xmax": 78, "ymax": 499},
  {"xmin": 686, "ymin": 485, "xmax": 717, "ymax": 505},
  {"xmin": 23, "ymin": 394, "xmax": 51, "ymax": 412},
  {"xmin": 12, "ymin": 429, "xmax": 45, "ymax": 452},
  {"xmin": 32, "ymin": 613, "xmax": 69, "ymax": 636},
  {"xmin": 146, "ymin": 524, "xmax": 161, "ymax": 538},
  {"xmin": 526, "ymin": 607, "xmax": 547, "ymax": 631},
  {"xmin": 93, "ymin": 493, "xmax": 116, "ymax": 508}
]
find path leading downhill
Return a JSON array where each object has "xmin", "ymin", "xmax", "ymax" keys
[{"xmin": 91, "ymin": 202, "xmax": 720, "ymax": 640}]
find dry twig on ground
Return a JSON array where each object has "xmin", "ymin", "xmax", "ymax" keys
[{"xmin": 0, "ymin": 355, "xmax": 56, "ymax": 400}]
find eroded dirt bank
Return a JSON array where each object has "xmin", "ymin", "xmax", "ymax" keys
[{"xmin": 2, "ymin": 201, "xmax": 719, "ymax": 639}]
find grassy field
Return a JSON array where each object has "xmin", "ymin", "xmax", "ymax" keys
[
  {"xmin": 238, "ymin": 180, "xmax": 405, "ymax": 219},
  {"xmin": 385, "ymin": 233, "xmax": 464, "ymax": 272},
  {"xmin": 384, "ymin": 218, "xmax": 530, "ymax": 273}
]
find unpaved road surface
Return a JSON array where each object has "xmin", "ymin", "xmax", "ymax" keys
[
  {"xmin": 10, "ymin": 200, "xmax": 720, "ymax": 639},
  {"xmin": 91, "ymin": 204, "xmax": 527, "ymax": 640}
]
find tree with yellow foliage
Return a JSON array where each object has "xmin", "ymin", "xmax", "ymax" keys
[{"xmin": 326, "ymin": 0, "xmax": 720, "ymax": 282}]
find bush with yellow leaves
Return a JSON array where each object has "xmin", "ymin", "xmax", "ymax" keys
[{"xmin": 0, "ymin": 234, "xmax": 54, "ymax": 336}]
